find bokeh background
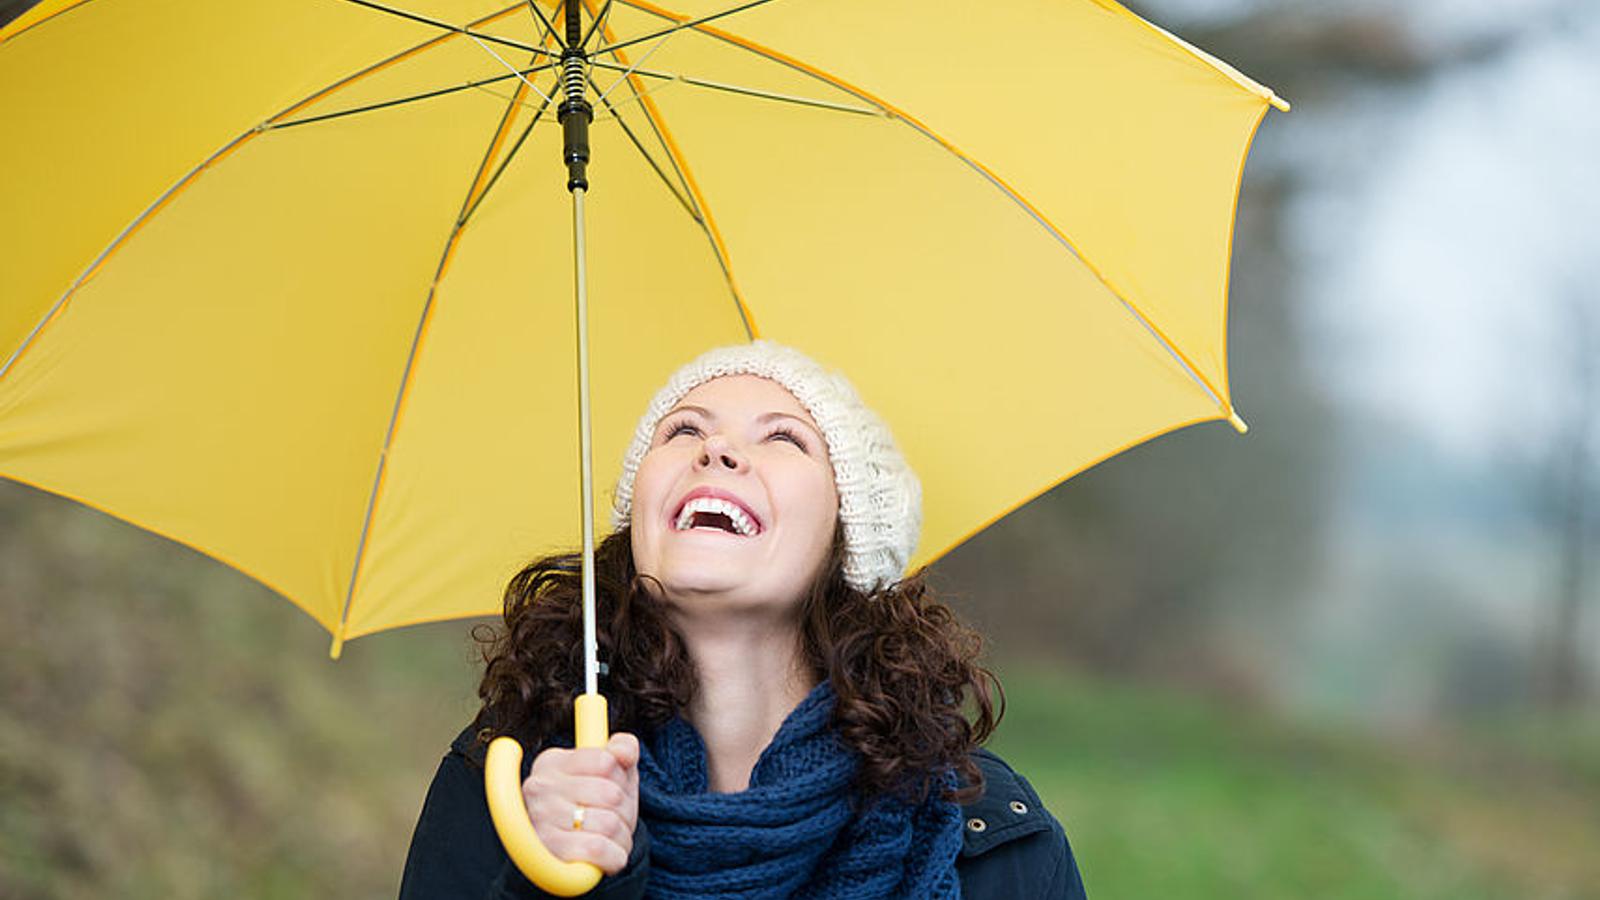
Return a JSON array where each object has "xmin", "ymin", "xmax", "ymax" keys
[{"xmin": 3, "ymin": 0, "xmax": 1597, "ymax": 897}]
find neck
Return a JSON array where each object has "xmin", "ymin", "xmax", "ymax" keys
[{"xmin": 672, "ymin": 610, "xmax": 817, "ymax": 793}]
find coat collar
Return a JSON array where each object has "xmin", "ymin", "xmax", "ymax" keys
[{"xmin": 959, "ymin": 747, "xmax": 1053, "ymax": 858}]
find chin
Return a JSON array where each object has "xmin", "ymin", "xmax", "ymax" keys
[
  {"xmin": 659, "ymin": 574, "xmax": 744, "ymax": 599},
  {"xmin": 658, "ymin": 576, "xmax": 800, "ymax": 616}
]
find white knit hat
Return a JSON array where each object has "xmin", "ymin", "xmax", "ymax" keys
[{"xmin": 612, "ymin": 341, "xmax": 921, "ymax": 593}]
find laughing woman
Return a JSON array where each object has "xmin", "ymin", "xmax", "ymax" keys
[{"xmin": 399, "ymin": 342, "xmax": 1087, "ymax": 899}]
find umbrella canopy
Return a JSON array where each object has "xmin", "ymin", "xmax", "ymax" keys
[{"xmin": 0, "ymin": 0, "xmax": 1286, "ymax": 654}]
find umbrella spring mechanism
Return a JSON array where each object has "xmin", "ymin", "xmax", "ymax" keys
[{"xmin": 558, "ymin": 48, "xmax": 593, "ymax": 192}]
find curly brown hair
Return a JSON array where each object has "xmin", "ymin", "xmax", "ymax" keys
[{"xmin": 472, "ymin": 525, "xmax": 1002, "ymax": 803}]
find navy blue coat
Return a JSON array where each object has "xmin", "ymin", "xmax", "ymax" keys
[{"xmin": 399, "ymin": 727, "xmax": 1087, "ymax": 899}]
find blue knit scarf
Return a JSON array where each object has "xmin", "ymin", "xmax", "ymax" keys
[{"xmin": 637, "ymin": 682, "xmax": 963, "ymax": 899}]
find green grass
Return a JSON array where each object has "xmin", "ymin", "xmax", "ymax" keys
[{"xmin": 989, "ymin": 666, "xmax": 1600, "ymax": 900}]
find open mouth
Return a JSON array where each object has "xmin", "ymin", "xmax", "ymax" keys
[{"xmin": 672, "ymin": 495, "xmax": 761, "ymax": 537}]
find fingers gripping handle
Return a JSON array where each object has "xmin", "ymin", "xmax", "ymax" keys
[{"xmin": 485, "ymin": 694, "xmax": 610, "ymax": 897}]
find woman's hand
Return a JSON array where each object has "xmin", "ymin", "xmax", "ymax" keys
[{"xmin": 521, "ymin": 733, "xmax": 640, "ymax": 876}]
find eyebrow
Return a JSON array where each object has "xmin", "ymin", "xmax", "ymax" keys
[
  {"xmin": 664, "ymin": 404, "xmax": 712, "ymax": 420},
  {"xmin": 660, "ymin": 405, "xmax": 824, "ymax": 443}
]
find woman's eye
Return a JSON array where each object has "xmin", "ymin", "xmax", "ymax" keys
[
  {"xmin": 768, "ymin": 429, "xmax": 806, "ymax": 451},
  {"xmin": 664, "ymin": 422, "xmax": 700, "ymax": 440}
]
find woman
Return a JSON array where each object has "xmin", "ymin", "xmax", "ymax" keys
[{"xmin": 399, "ymin": 342, "xmax": 1087, "ymax": 899}]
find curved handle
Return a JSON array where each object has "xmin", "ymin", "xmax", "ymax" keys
[{"xmin": 485, "ymin": 693, "xmax": 610, "ymax": 897}]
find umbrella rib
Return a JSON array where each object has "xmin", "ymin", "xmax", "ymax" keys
[
  {"xmin": 460, "ymin": 14, "xmax": 567, "ymax": 229},
  {"xmin": 469, "ymin": 33, "xmax": 557, "ymax": 105},
  {"xmin": 269, "ymin": 2, "xmax": 533, "ymax": 118},
  {"xmin": 0, "ymin": 0, "xmax": 97, "ymax": 45},
  {"xmin": 0, "ymin": 130, "xmax": 259, "ymax": 384},
  {"xmin": 616, "ymin": 0, "xmax": 1248, "ymax": 423},
  {"xmin": 579, "ymin": 0, "xmax": 616, "ymax": 50},
  {"xmin": 1126, "ymin": 12, "xmax": 1290, "ymax": 112},
  {"xmin": 264, "ymin": 63, "xmax": 557, "ymax": 131},
  {"xmin": 605, "ymin": 0, "xmax": 890, "ymax": 116},
  {"xmin": 338, "ymin": 0, "xmax": 559, "ymax": 60},
  {"xmin": 589, "ymin": 1, "xmax": 873, "ymax": 119},
  {"xmin": 587, "ymin": 73, "xmax": 700, "ymax": 221},
  {"xmin": 590, "ymin": 13, "xmax": 681, "ymax": 107},
  {"xmin": 585, "ymin": 0, "xmax": 755, "ymax": 339},
  {"xmin": 620, "ymin": 82, "xmax": 698, "ymax": 212},
  {"xmin": 0, "ymin": 3, "xmax": 550, "ymax": 389},
  {"xmin": 454, "ymin": 56, "xmax": 553, "ymax": 257},
  {"xmin": 934, "ymin": 139, "xmax": 1242, "ymax": 422},
  {"xmin": 459, "ymin": 89, "xmax": 559, "ymax": 228},
  {"xmin": 271, "ymin": 4, "xmax": 678, "ymax": 134},
  {"xmin": 524, "ymin": 0, "xmax": 567, "ymax": 50},
  {"xmin": 458, "ymin": 14, "xmax": 568, "ymax": 228},
  {"xmin": 335, "ymin": 49, "xmax": 560, "ymax": 649},
  {"xmin": 590, "ymin": 0, "xmax": 780, "ymax": 57},
  {"xmin": 586, "ymin": 68, "xmax": 677, "ymax": 122},
  {"xmin": 589, "ymin": 59, "xmax": 881, "ymax": 117},
  {"xmin": 260, "ymin": 1, "xmax": 533, "ymax": 131},
  {"xmin": 527, "ymin": 0, "xmax": 561, "ymax": 49}
]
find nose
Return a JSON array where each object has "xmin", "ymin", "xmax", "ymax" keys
[{"xmin": 695, "ymin": 433, "xmax": 747, "ymax": 473}]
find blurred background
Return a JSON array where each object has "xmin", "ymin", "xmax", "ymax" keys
[{"xmin": 3, "ymin": 0, "xmax": 1597, "ymax": 897}]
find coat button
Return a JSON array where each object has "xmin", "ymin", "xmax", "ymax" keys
[
  {"xmin": 966, "ymin": 817, "xmax": 987, "ymax": 833},
  {"xmin": 1009, "ymin": 800, "xmax": 1029, "ymax": 815}
]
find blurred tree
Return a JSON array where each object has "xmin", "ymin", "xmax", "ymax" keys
[{"xmin": 1540, "ymin": 293, "xmax": 1596, "ymax": 711}]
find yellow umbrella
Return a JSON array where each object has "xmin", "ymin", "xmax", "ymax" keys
[
  {"xmin": 0, "ymin": 0, "xmax": 1285, "ymax": 647},
  {"xmin": 1, "ymin": 0, "xmax": 1284, "ymax": 890}
]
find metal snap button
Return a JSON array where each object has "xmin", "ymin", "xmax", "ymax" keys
[
  {"xmin": 1009, "ymin": 800, "xmax": 1029, "ymax": 815},
  {"xmin": 966, "ymin": 817, "xmax": 987, "ymax": 833}
]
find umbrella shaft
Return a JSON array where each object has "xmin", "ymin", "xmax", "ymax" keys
[
  {"xmin": 564, "ymin": 0, "xmax": 597, "ymax": 698},
  {"xmin": 572, "ymin": 185, "xmax": 600, "ymax": 698}
]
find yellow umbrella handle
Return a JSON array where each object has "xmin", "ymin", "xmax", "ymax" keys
[{"xmin": 484, "ymin": 693, "xmax": 610, "ymax": 897}]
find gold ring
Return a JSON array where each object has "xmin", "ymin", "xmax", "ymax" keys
[{"xmin": 571, "ymin": 804, "xmax": 586, "ymax": 831}]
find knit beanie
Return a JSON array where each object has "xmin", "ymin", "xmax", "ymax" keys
[{"xmin": 612, "ymin": 341, "xmax": 921, "ymax": 593}]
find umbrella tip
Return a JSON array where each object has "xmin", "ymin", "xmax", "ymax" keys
[
  {"xmin": 1227, "ymin": 411, "xmax": 1249, "ymax": 434},
  {"xmin": 329, "ymin": 632, "xmax": 345, "ymax": 660},
  {"xmin": 1268, "ymin": 92, "xmax": 1291, "ymax": 113}
]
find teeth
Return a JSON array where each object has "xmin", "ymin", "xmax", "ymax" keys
[{"xmin": 674, "ymin": 497, "xmax": 758, "ymax": 536}]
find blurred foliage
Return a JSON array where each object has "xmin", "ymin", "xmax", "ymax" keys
[{"xmin": 0, "ymin": 480, "xmax": 482, "ymax": 899}]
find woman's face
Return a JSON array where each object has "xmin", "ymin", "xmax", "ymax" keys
[{"xmin": 630, "ymin": 375, "xmax": 839, "ymax": 618}]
